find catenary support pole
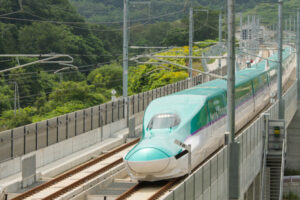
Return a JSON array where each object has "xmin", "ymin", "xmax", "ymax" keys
[
  {"xmin": 227, "ymin": 0, "xmax": 235, "ymax": 144},
  {"xmin": 239, "ymin": 14, "xmax": 242, "ymax": 48},
  {"xmin": 219, "ymin": 13, "xmax": 223, "ymax": 68},
  {"xmin": 297, "ymin": 9, "xmax": 300, "ymax": 99},
  {"xmin": 251, "ymin": 16, "xmax": 254, "ymax": 54},
  {"xmin": 123, "ymin": 0, "xmax": 129, "ymax": 125},
  {"xmin": 14, "ymin": 82, "xmax": 17, "ymax": 116},
  {"xmin": 290, "ymin": 17, "xmax": 292, "ymax": 32},
  {"xmin": 227, "ymin": 0, "xmax": 240, "ymax": 198},
  {"xmin": 290, "ymin": 17, "xmax": 292, "ymax": 43},
  {"xmin": 247, "ymin": 15, "xmax": 250, "ymax": 59},
  {"xmin": 294, "ymin": 17, "xmax": 296, "ymax": 33},
  {"xmin": 254, "ymin": 16, "xmax": 257, "ymax": 54},
  {"xmin": 278, "ymin": 0, "xmax": 284, "ymax": 119},
  {"xmin": 189, "ymin": 6, "xmax": 193, "ymax": 79},
  {"xmin": 258, "ymin": 17, "xmax": 260, "ymax": 48}
]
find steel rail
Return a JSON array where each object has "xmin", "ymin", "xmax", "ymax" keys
[
  {"xmin": 115, "ymin": 179, "xmax": 181, "ymax": 200},
  {"xmin": 115, "ymin": 143, "xmax": 224, "ymax": 200},
  {"xmin": 113, "ymin": 70, "xmax": 296, "ymax": 200},
  {"xmin": 43, "ymin": 158, "xmax": 123, "ymax": 200},
  {"xmin": 147, "ymin": 179, "xmax": 182, "ymax": 200},
  {"xmin": 115, "ymin": 182, "xmax": 143, "ymax": 200},
  {"xmin": 11, "ymin": 51, "xmax": 296, "ymax": 200},
  {"xmin": 11, "ymin": 138, "xmax": 139, "ymax": 200}
]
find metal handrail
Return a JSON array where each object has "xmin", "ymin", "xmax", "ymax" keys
[
  {"xmin": 279, "ymin": 140, "xmax": 285, "ymax": 200},
  {"xmin": 261, "ymin": 113, "xmax": 270, "ymax": 200}
]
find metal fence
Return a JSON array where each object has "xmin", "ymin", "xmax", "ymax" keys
[
  {"xmin": 163, "ymin": 81, "xmax": 297, "ymax": 200},
  {"xmin": 0, "ymin": 65, "xmax": 227, "ymax": 163},
  {"xmin": 0, "ymin": 101, "xmax": 127, "ymax": 162}
]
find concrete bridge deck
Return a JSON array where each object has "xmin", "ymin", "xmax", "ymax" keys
[{"xmin": 0, "ymin": 49, "xmax": 298, "ymax": 200}]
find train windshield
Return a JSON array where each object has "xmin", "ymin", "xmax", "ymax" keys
[{"xmin": 147, "ymin": 113, "xmax": 180, "ymax": 129}]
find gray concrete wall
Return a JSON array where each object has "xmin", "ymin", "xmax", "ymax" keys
[
  {"xmin": 283, "ymin": 181, "xmax": 300, "ymax": 197},
  {"xmin": 162, "ymin": 80, "xmax": 297, "ymax": 200},
  {"xmin": 0, "ymin": 117, "xmax": 127, "ymax": 180},
  {"xmin": 242, "ymin": 173, "xmax": 261, "ymax": 200},
  {"xmin": 286, "ymin": 101, "xmax": 300, "ymax": 170},
  {"xmin": 0, "ymin": 108, "xmax": 147, "ymax": 180}
]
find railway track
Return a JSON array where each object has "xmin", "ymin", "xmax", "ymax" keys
[
  {"xmin": 114, "ymin": 144, "xmax": 224, "ymax": 200},
  {"xmin": 115, "ymin": 179, "xmax": 182, "ymax": 200},
  {"xmin": 113, "ymin": 70, "xmax": 296, "ymax": 200},
  {"xmin": 11, "ymin": 54, "xmax": 296, "ymax": 200},
  {"xmin": 11, "ymin": 138, "xmax": 139, "ymax": 200}
]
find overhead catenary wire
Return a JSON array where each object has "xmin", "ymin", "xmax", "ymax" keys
[
  {"xmin": 0, "ymin": 0, "xmax": 23, "ymax": 17},
  {"xmin": 0, "ymin": 3, "xmax": 211, "ymax": 106},
  {"xmin": 20, "ymin": 0, "xmax": 187, "ymax": 22},
  {"xmin": 0, "ymin": 9, "xmax": 185, "ymax": 32},
  {"xmin": 0, "ymin": 59, "xmax": 12, "ymax": 63},
  {"xmin": 0, "ymin": 61, "xmax": 116, "ymax": 77},
  {"xmin": 1, "ymin": 62, "xmax": 191, "ymax": 103},
  {"xmin": 3, "ymin": 67, "xmax": 103, "ymax": 82},
  {"xmin": 0, "ymin": 78, "xmax": 124, "ymax": 104}
]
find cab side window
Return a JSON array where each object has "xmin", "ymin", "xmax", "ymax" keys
[
  {"xmin": 208, "ymin": 94, "xmax": 226, "ymax": 122},
  {"xmin": 191, "ymin": 104, "xmax": 209, "ymax": 132}
]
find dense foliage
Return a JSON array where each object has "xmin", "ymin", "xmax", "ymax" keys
[
  {"xmin": 0, "ymin": 0, "xmax": 219, "ymax": 131},
  {"xmin": 70, "ymin": 0, "xmax": 189, "ymax": 23},
  {"xmin": 69, "ymin": 0, "xmax": 282, "ymax": 23},
  {"xmin": 243, "ymin": 0, "xmax": 300, "ymax": 26},
  {"xmin": 0, "ymin": 0, "xmax": 121, "ymax": 130}
]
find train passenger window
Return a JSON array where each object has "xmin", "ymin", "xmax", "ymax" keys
[{"xmin": 147, "ymin": 113, "xmax": 180, "ymax": 129}]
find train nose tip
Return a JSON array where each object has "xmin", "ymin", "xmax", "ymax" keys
[
  {"xmin": 127, "ymin": 147, "xmax": 169, "ymax": 161},
  {"xmin": 126, "ymin": 148, "xmax": 170, "ymax": 173}
]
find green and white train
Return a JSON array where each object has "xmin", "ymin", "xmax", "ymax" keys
[{"xmin": 124, "ymin": 47, "xmax": 294, "ymax": 181}]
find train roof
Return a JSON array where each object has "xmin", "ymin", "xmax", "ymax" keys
[
  {"xmin": 235, "ymin": 68, "xmax": 266, "ymax": 85},
  {"xmin": 172, "ymin": 79, "xmax": 226, "ymax": 98},
  {"xmin": 144, "ymin": 47, "xmax": 292, "ymax": 123},
  {"xmin": 144, "ymin": 94, "xmax": 207, "ymax": 124},
  {"xmin": 160, "ymin": 47, "xmax": 292, "ymax": 100}
]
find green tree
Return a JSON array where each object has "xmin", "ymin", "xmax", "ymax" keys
[
  {"xmin": 48, "ymin": 81, "xmax": 105, "ymax": 106},
  {"xmin": 0, "ymin": 79, "xmax": 14, "ymax": 114},
  {"xmin": 0, "ymin": 23, "xmax": 18, "ymax": 54},
  {"xmin": 18, "ymin": 23, "xmax": 80, "ymax": 54},
  {"xmin": 182, "ymin": 6, "xmax": 219, "ymax": 42},
  {"xmin": 18, "ymin": 23, "xmax": 110, "ymax": 66},
  {"xmin": 32, "ymin": 81, "xmax": 106, "ymax": 120},
  {"xmin": 7, "ymin": 63, "xmax": 56, "ymax": 107},
  {"xmin": 87, "ymin": 63, "xmax": 123, "ymax": 95},
  {"xmin": 128, "ymin": 63, "xmax": 188, "ymax": 94},
  {"xmin": 0, "ymin": 107, "xmax": 35, "ymax": 130}
]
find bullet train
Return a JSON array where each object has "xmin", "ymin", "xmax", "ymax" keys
[{"xmin": 123, "ymin": 47, "xmax": 294, "ymax": 181}]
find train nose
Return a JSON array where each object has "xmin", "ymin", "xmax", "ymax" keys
[{"xmin": 126, "ymin": 148, "xmax": 170, "ymax": 173}]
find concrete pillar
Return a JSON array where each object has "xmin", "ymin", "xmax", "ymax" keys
[
  {"xmin": 128, "ymin": 117, "xmax": 135, "ymax": 138},
  {"xmin": 22, "ymin": 154, "xmax": 36, "ymax": 188}
]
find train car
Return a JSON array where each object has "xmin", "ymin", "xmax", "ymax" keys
[{"xmin": 123, "ymin": 47, "xmax": 293, "ymax": 181}]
